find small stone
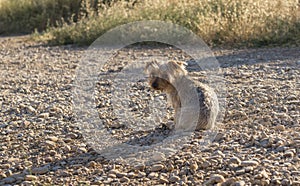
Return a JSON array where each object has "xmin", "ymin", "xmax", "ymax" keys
[
  {"xmin": 152, "ymin": 152, "xmax": 166, "ymax": 162},
  {"xmin": 190, "ymin": 162, "xmax": 198, "ymax": 172},
  {"xmin": 27, "ymin": 106, "xmax": 36, "ymax": 113},
  {"xmin": 46, "ymin": 136, "xmax": 58, "ymax": 142},
  {"xmin": 206, "ymin": 174, "xmax": 225, "ymax": 184},
  {"xmin": 39, "ymin": 112, "xmax": 49, "ymax": 118},
  {"xmin": 63, "ymin": 145, "xmax": 71, "ymax": 152},
  {"xmin": 45, "ymin": 157, "xmax": 53, "ymax": 162},
  {"xmin": 120, "ymin": 176, "xmax": 130, "ymax": 183},
  {"xmin": 213, "ymin": 133, "xmax": 224, "ymax": 142},
  {"xmin": 44, "ymin": 140, "xmax": 56, "ymax": 148},
  {"xmin": 0, "ymin": 124, "xmax": 8, "ymax": 128},
  {"xmin": 24, "ymin": 161, "xmax": 33, "ymax": 167},
  {"xmin": 78, "ymin": 147, "xmax": 87, "ymax": 153},
  {"xmin": 49, "ymin": 150, "xmax": 56, "ymax": 156},
  {"xmin": 261, "ymin": 179, "xmax": 270, "ymax": 185},
  {"xmin": 281, "ymin": 178, "xmax": 291, "ymax": 185},
  {"xmin": 87, "ymin": 161, "xmax": 97, "ymax": 168},
  {"xmin": 127, "ymin": 172, "xmax": 136, "ymax": 178},
  {"xmin": 108, "ymin": 173, "xmax": 116, "ymax": 178},
  {"xmin": 2, "ymin": 176, "xmax": 16, "ymax": 184},
  {"xmin": 116, "ymin": 172, "xmax": 127, "ymax": 178},
  {"xmin": 283, "ymin": 151, "xmax": 294, "ymax": 158},
  {"xmin": 201, "ymin": 161, "xmax": 210, "ymax": 168},
  {"xmin": 169, "ymin": 175, "xmax": 180, "ymax": 183},
  {"xmin": 148, "ymin": 172, "xmax": 158, "ymax": 178},
  {"xmin": 6, "ymin": 170, "xmax": 13, "ymax": 176},
  {"xmin": 241, "ymin": 160, "xmax": 259, "ymax": 167},
  {"xmin": 244, "ymin": 166, "xmax": 253, "ymax": 173},
  {"xmin": 31, "ymin": 165, "xmax": 49, "ymax": 174},
  {"xmin": 159, "ymin": 177, "xmax": 169, "ymax": 183},
  {"xmin": 137, "ymin": 171, "xmax": 146, "ymax": 178},
  {"xmin": 175, "ymin": 159, "xmax": 184, "ymax": 164},
  {"xmin": 25, "ymin": 175, "xmax": 37, "ymax": 181},
  {"xmin": 229, "ymin": 156, "xmax": 241, "ymax": 165},
  {"xmin": 236, "ymin": 169, "xmax": 246, "ymax": 175},
  {"xmin": 234, "ymin": 180, "xmax": 246, "ymax": 186},
  {"xmin": 23, "ymin": 120, "xmax": 31, "ymax": 127},
  {"xmin": 22, "ymin": 181, "xmax": 34, "ymax": 186},
  {"xmin": 151, "ymin": 164, "xmax": 164, "ymax": 172},
  {"xmin": 222, "ymin": 177, "xmax": 237, "ymax": 185},
  {"xmin": 134, "ymin": 163, "xmax": 145, "ymax": 171},
  {"xmin": 275, "ymin": 125, "xmax": 285, "ymax": 131},
  {"xmin": 261, "ymin": 169, "xmax": 269, "ymax": 179},
  {"xmin": 2, "ymin": 164, "xmax": 10, "ymax": 169},
  {"xmin": 292, "ymin": 181, "xmax": 300, "ymax": 186},
  {"xmin": 66, "ymin": 133, "xmax": 78, "ymax": 139},
  {"xmin": 166, "ymin": 164, "xmax": 174, "ymax": 171},
  {"xmin": 58, "ymin": 170, "xmax": 71, "ymax": 177}
]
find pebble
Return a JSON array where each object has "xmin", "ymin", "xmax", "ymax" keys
[
  {"xmin": 275, "ymin": 125, "xmax": 286, "ymax": 131},
  {"xmin": 169, "ymin": 175, "xmax": 180, "ymax": 183},
  {"xmin": 25, "ymin": 175, "xmax": 37, "ymax": 181},
  {"xmin": 45, "ymin": 157, "xmax": 53, "ymax": 162},
  {"xmin": 189, "ymin": 162, "xmax": 198, "ymax": 172},
  {"xmin": 241, "ymin": 160, "xmax": 259, "ymax": 167},
  {"xmin": 152, "ymin": 152, "xmax": 166, "ymax": 162},
  {"xmin": 87, "ymin": 161, "xmax": 97, "ymax": 168},
  {"xmin": 120, "ymin": 176, "xmax": 130, "ymax": 183},
  {"xmin": 236, "ymin": 169, "xmax": 246, "ymax": 175},
  {"xmin": 78, "ymin": 147, "xmax": 87, "ymax": 153},
  {"xmin": 151, "ymin": 164, "xmax": 164, "ymax": 172},
  {"xmin": 213, "ymin": 133, "xmax": 225, "ymax": 142},
  {"xmin": 116, "ymin": 172, "xmax": 127, "ymax": 178},
  {"xmin": 283, "ymin": 151, "xmax": 294, "ymax": 158},
  {"xmin": 44, "ymin": 140, "xmax": 56, "ymax": 148},
  {"xmin": 159, "ymin": 177, "xmax": 169, "ymax": 183},
  {"xmin": 229, "ymin": 156, "xmax": 241, "ymax": 165},
  {"xmin": 27, "ymin": 106, "xmax": 36, "ymax": 113},
  {"xmin": 148, "ymin": 172, "xmax": 158, "ymax": 178},
  {"xmin": 281, "ymin": 178, "xmax": 291, "ymax": 185},
  {"xmin": 200, "ymin": 161, "xmax": 210, "ymax": 168},
  {"xmin": 234, "ymin": 180, "xmax": 246, "ymax": 186},
  {"xmin": 31, "ymin": 165, "xmax": 49, "ymax": 174},
  {"xmin": 46, "ymin": 136, "xmax": 58, "ymax": 142},
  {"xmin": 205, "ymin": 174, "xmax": 225, "ymax": 184},
  {"xmin": 39, "ymin": 112, "xmax": 50, "ymax": 118},
  {"xmin": 134, "ymin": 163, "xmax": 145, "ymax": 171},
  {"xmin": 2, "ymin": 176, "xmax": 16, "ymax": 184},
  {"xmin": 127, "ymin": 172, "xmax": 136, "ymax": 178},
  {"xmin": 137, "ymin": 171, "xmax": 146, "ymax": 178}
]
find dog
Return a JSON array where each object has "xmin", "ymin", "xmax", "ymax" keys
[{"xmin": 144, "ymin": 60, "xmax": 219, "ymax": 131}]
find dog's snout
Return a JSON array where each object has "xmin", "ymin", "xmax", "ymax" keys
[{"xmin": 152, "ymin": 81, "xmax": 159, "ymax": 89}]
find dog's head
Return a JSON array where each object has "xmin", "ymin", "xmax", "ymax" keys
[{"xmin": 144, "ymin": 60, "xmax": 187, "ymax": 92}]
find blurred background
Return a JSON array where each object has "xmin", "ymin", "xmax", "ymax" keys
[{"xmin": 0, "ymin": 0, "xmax": 299, "ymax": 47}]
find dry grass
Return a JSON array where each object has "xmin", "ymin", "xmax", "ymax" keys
[
  {"xmin": 1, "ymin": 0, "xmax": 299, "ymax": 47},
  {"xmin": 43, "ymin": 0, "xmax": 300, "ymax": 47},
  {"xmin": 0, "ymin": 0, "xmax": 81, "ymax": 34}
]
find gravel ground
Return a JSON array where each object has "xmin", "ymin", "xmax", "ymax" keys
[{"xmin": 0, "ymin": 36, "xmax": 299, "ymax": 185}]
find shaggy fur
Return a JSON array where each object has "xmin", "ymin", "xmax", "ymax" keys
[{"xmin": 145, "ymin": 60, "xmax": 219, "ymax": 131}]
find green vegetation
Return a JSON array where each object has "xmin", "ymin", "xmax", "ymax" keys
[{"xmin": 0, "ymin": 0, "xmax": 299, "ymax": 47}]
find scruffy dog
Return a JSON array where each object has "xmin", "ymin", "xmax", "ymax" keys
[{"xmin": 145, "ymin": 60, "xmax": 219, "ymax": 131}]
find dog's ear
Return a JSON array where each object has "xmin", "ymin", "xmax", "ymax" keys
[
  {"xmin": 144, "ymin": 60, "xmax": 159, "ymax": 73},
  {"xmin": 168, "ymin": 60, "xmax": 188, "ymax": 75},
  {"xmin": 175, "ymin": 61, "xmax": 187, "ymax": 67},
  {"xmin": 168, "ymin": 60, "xmax": 187, "ymax": 68}
]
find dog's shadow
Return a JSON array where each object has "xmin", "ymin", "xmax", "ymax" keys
[{"xmin": 125, "ymin": 123, "xmax": 172, "ymax": 146}]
